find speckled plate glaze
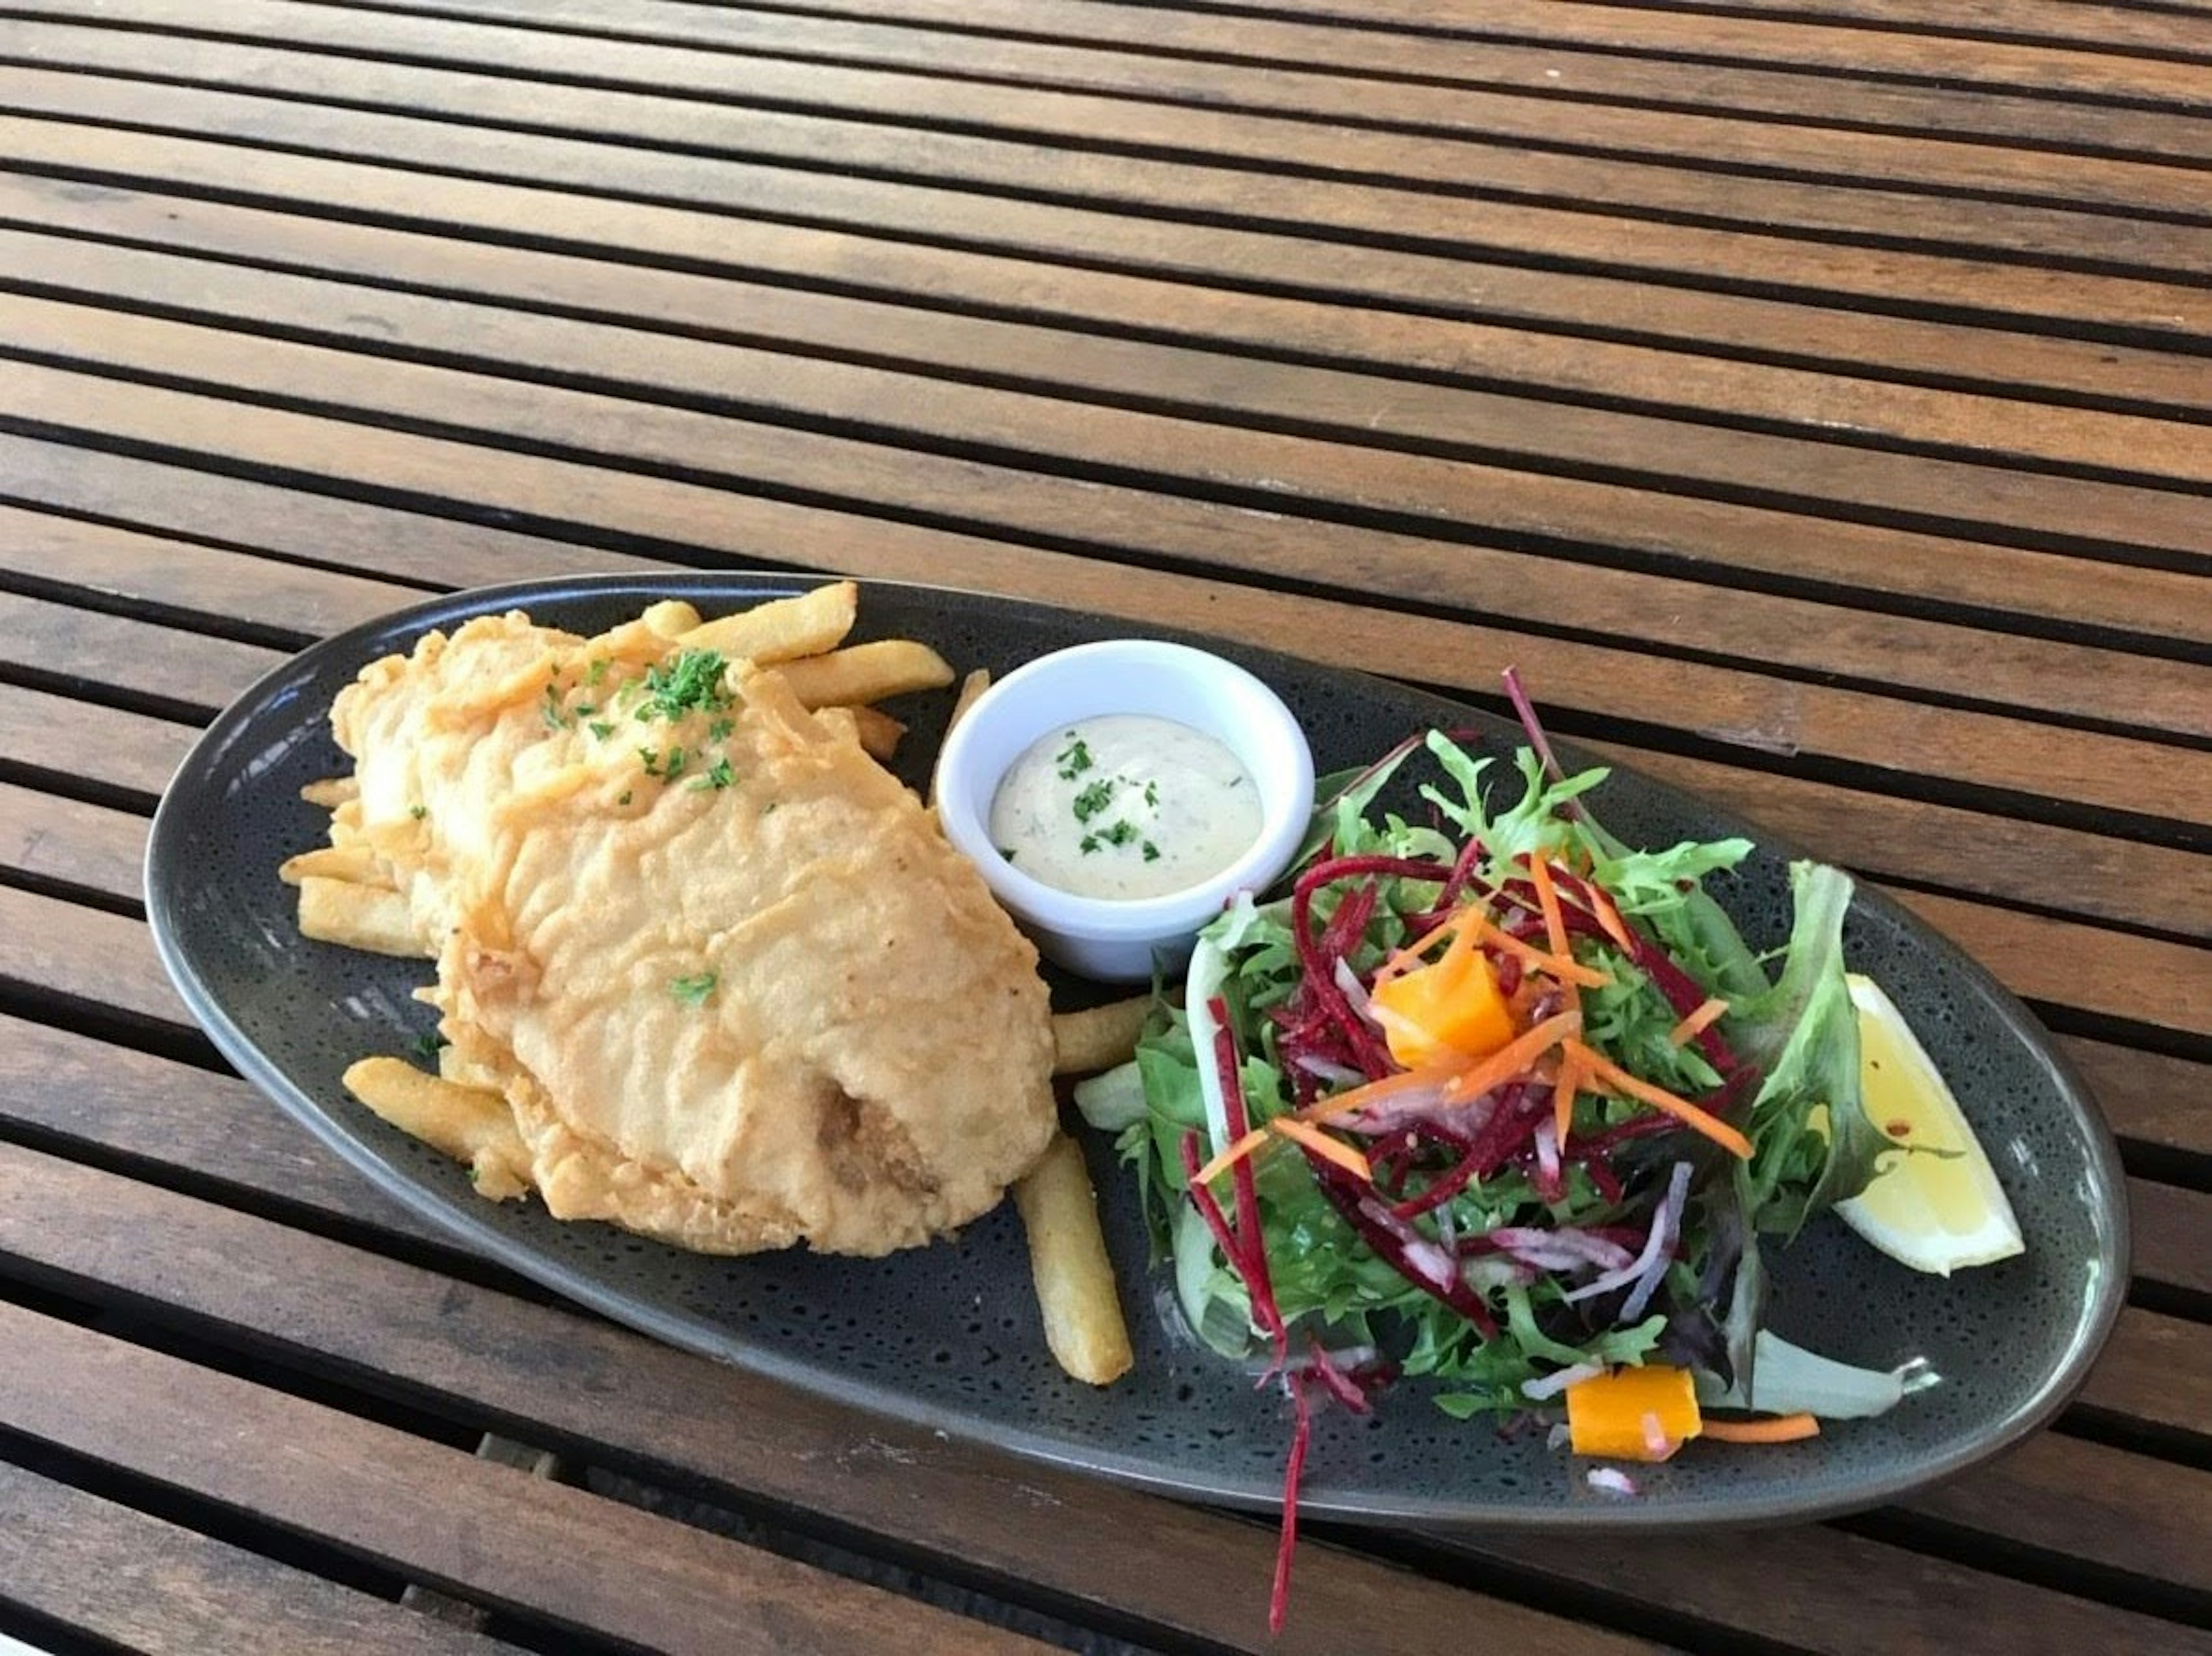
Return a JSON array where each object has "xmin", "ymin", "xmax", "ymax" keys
[{"xmin": 147, "ymin": 573, "xmax": 2127, "ymax": 1529}]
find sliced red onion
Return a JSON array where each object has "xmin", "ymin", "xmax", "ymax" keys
[
  {"xmin": 1521, "ymin": 1361, "xmax": 1604, "ymax": 1401},
  {"xmin": 1336, "ymin": 1085, "xmax": 1497, "ymax": 1140},
  {"xmin": 1291, "ymin": 1052, "xmax": 1369, "ymax": 1089},
  {"xmin": 1488, "ymin": 1226, "xmax": 1636, "ymax": 1273},
  {"xmin": 1562, "ymin": 1161, "xmax": 1692, "ymax": 1313},
  {"xmin": 1547, "ymin": 1423, "xmax": 1573, "ymax": 1452},
  {"xmin": 1641, "ymin": 1411, "xmax": 1672, "ymax": 1459},
  {"xmin": 1332, "ymin": 957, "xmax": 1381, "ymax": 1031},
  {"xmin": 1586, "ymin": 1468, "xmax": 1639, "ymax": 1498},
  {"xmin": 1533, "ymin": 1117, "xmax": 1562, "ymax": 1189}
]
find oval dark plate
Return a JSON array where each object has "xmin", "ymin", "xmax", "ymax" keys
[{"xmin": 146, "ymin": 573, "xmax": 2128, "ymax": 1530}]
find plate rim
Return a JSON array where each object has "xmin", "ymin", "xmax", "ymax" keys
[{"xmin": 143, "ymin": 569, "xmax": 2133, "ymax": 1530}]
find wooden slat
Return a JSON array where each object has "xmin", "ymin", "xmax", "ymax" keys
[
  {"xmin": 0, "ymin": 1009, "xmax": 453, "ymax": 1250},
  {"xmin": 0, "ymin": 589, "xmax": 285, "ymax": 713},
  {"xmin": 6, "ymin": 67, "xmax": 2211, "ymax": 340},
  {"xmin": 10, "ymin": 172, "xmax": 2209, "ymax": 505},
  {"xmin": 2133, "ymin": 1180, "xmax": 2211, "ymax": 1299},
  {"xmin": 0, "ymin": 681, "xmax": 193, "ymax": 799},
  {"xmin": 0, "ymin": 1460, "xmax": 514, "ymax": 1655},
  {"xmin": 0, "ymin": 1139, "xmax": 1664, "ymax": 1656},
  {"xmin": 8, "ymin": 177, "xmax": 2209, "ymax": 660},
  {"xmin": 2056, "ymin": 1039, "xmax": 2212, "ymax": 1161},
  {"xmin": 1883, "ymin": 890, "xmax": 2211, "ymax": 1042},
  {"xmin": 11, "ymin": 239, "xmax": 2209, "ymax": 741},
  {"xmin": 0, "ymin": 778, "xmax": 145, "ymax": 899},
  {"xmin": 250, "ymin": 0, "xmax": 2212, "ymax": 166},
  {"xmin": 0, "ymin": 504, "xmax": 422, "ymax": 638},
  {"xmin": 10, "ymin": 141, "xmax": 2207, "ymax": 434},
  {"xmin": 1438, "ymin": 1518, "xmax": 2208, "ymax": 1656},
  {"xmin": 2075, "ymin": 1308, "xmax": 2212, "ymax": 1441},
  {"xmin": 20, "ymin": 2, "xmax": 2212, "ymax": 228},
  {"xmin": 10, "ymin": 358, "xmax": 2208, "ymax": 837},
  {"xmin": 1115, "ymin": 0, "xmax": 2212, "ymax": 104},
  {"xmin": 0, "ymin": 1303, "xmax": 1052, "ymax": 1656},
  {"xmin": 1897, "ymin": 1430, "xmax": 2211, "ymax": 1593},
  {"xmin": 1639, "ymin": 0, "xmax": 2212, "ymax": 54}
]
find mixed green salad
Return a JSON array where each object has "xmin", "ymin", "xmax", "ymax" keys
[{"xmin": 1074, "ymin": 681, "xmax": 1929, "ymax": 1627}]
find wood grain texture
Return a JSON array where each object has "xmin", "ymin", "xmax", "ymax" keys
[
  {"xmin": 6, "ymin": 68, "xmax": 2210, "ymax": 338},
  {"xmin": 188, "ymin": 0, "xmax": 2212, "ymax": 164},
  {"xmin": 0, "ymin": 1458, "xmax": 513, "ymax": 1655},
  {"xmin": 17, "ymin": 3, "xmax": 2212, "ymax": 229},
  {"xmin": 0, "ymin": 1302, "xmax": 1054, "ymax": 1656}
]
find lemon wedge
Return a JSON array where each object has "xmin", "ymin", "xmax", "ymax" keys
[{"xmin": 1833, "ymin": 973, "xmax": 2025, "ymax": 1276}]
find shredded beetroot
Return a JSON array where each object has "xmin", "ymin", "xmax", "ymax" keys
[
  {"xmin": 1210, "ymin": 1003, "xmax": 1288, "ymax": 1360},
  {"xmin": 1304, "ymin": 1156, "xmax": 1500, "ymax": 1338}
]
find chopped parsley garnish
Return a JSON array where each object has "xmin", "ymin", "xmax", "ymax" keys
[
  {"xmin": 707, "ymin": 716, "xmax": 734, "ymax": 743},
  {"xmin": 1143, "ymin": 778, "xmax": 1159, "ymax": 808},
  {"xmin": 1071, "ymin": 779, "xmax": 1115, "ymax": 822},
  {"xmin": 637, "ymin": 650, "xmax": 732, "ymax": 722},
  {"xmin": 1079, "ymin": 833, "xmax": 1100, "ymax": 855},
  {"xmin": 1055, "ymin": 735, "xmax": 1093, "ymax": 780},
  {"xmin": 541, "ymin": 675, "xmax": 569, "ymax": 729},
  {"xmin": 617, "ymin": 789, "xmax": 633, "ymax": 806},
  {"xmin": 1142, "ymin": 840, "xmax": 1160, "ymax": 861},
  {"xmin": 408, "ymin": 803, "xmax": 427, "ymax": 820},
  {"xmin": 639, "ymin": 747, "xmax": 661, "ymax": 776},
  {"xmin": 585, "ymin": 658, "xmax": 609, "ymax": 686},
  {"xmin": 663, "ymin": 745, "xmax": 689, "ymax": 782},
  {"xmin": 1099, "ymin": 819, "xmax": 1139, "ymax": 848},
  {"xmin": 690, "ymin": 757, "xmax": 736, "ymax": 791},
  {"xmin": 998, "ymin": 846, "xmax": 1018, "ymax": 863},
  {"xmin": 410, "ymin": 1030, "xmax": 449, "ymax": 1061},
  {"xmin": 588, "ymin": 720, "xmax": 615, "ymax": 740},
  {"xmin": 669, "ymin": 971, "xmax": 718, "ymax": 1007}
]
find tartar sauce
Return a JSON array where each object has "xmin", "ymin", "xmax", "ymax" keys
[{"xmin": 988, "ymin": 715, "xmax": 1261, "ymax": 901}]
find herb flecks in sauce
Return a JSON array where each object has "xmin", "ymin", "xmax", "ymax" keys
[{"xmin": 990, "ymin": 714, "xmax": 1261, "ymax": 900}]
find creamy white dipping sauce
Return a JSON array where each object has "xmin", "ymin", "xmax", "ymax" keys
[{"xmin": 988, "ymin": 714, "xmax": 1262, "ymax": 901}]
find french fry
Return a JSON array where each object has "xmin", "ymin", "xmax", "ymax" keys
[
  {"xmin": 641, "ymin": 598, "xmax": 704, "ymax": 638},
  {"xmin": 770, "ymin": 640, "xmax": 955, "ymax": 709},
  {"xmin": 849, "ymin": 705, "xmax": 906, "ymax": 761},
  {"xmin": 679, "ymin": 581, "xmax": 859, "ymax": 666},
  {"xmin": 1013, "ymin": 1134, "xmax": 1134, "ymax": 1386},
  {"xmin": 946, "ymin": 667, "xmax": 991, "ymax": 732},
  {"xmin": 300, "ymin": 776, "xmax": 358, "ymax": 807},
  {"xmin": 342, "ymin": 1057, "xmax": 532, "ymax": 1201},
  {"xmin": 278, "ymin": 845, "xmax": 385, "ymax": 886},
  {"xmin": 1051, "ymin": 995, "xmax": 1154, "ymax": 1076},
  {"xmin": 297, "ymin": 877, "xmax": 426, "ymax": 958}
]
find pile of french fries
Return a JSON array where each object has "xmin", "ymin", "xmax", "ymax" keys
[{"xmin": 282, "ymin": 582, "xmax": 1153, "ymax": 1389}]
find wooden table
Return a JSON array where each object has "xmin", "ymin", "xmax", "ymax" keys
[{"xmin": 1, "ymin": 2, "xmax": 2206, "ymax": 1652}]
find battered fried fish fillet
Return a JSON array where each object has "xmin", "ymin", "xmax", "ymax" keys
[{"xmin": 327, "ymin": 608, "xmax": 1056, "ymax": 1256}]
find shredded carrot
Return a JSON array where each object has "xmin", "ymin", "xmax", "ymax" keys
[
  {"xmin": 1190, "ymin": 1124, "xmax": 1271, "ymax": 1190},
  {"xmin": 1468, "ymin": 913, "xmax": 1612, "ymax": 989},
  {"xmin": 1581, "ymin": 879, "xmax": 1639, "ymax": 956},
  {"xmin": 1432, "ymin": 1009, "xmax": 1583, "ymax": 1107},
  {"xmin": 1373, "ymin": 912, "xmax": 1468, "ymax": 986},
  {"xmin": 1269, "ymin": 1116, "xmax": 1372, "ymax": 1182},
  {"xmin": 1567, "ymin": 1039, "xmax": 1754, "ymax": 1159},
  {"xmin": 1700, "ymin": 1413, "xmax": 1821, "ymax": 1445},
  {"xmin": 1668, "ymin": 997, "xmax": 1732, "ymax": 1048},
  {"xmin": 1529, "ymin": 855, "xmax": 1570, "ymax": 964},
  {"xmin": 1552, "ymin": 1048, "xmax": 1582, "ymax": 1148}
]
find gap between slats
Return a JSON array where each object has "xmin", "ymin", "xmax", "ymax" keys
[{"xmin": 3, "ymin": 64, "xmax": 2210, "ymax": 353}]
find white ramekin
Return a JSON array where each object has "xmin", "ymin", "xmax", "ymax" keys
[{"xmin": 933, "ymin": 639, "xmax": 1315, "ymax": 982}]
